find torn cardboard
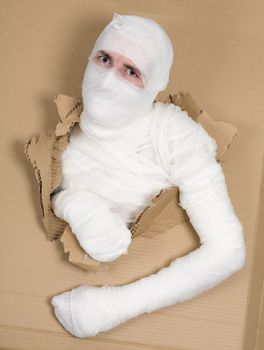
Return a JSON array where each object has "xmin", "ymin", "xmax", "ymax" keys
[{"xmin": 24, "ymin": 91, "xmax": 238, "ymax": 272}]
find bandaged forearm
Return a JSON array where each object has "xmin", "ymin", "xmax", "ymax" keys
[
  {"xmin": 51, "ymin": 189, "xmax": 132, "ymax": 262},
  {"xmin": 52, "ymin": 118, "xmax": 246, "ymax": 338}
]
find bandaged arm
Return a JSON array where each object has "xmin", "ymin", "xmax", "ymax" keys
[
  {"xmin": 52, "ymin": 113, "xmax": 246, "ymax": 338},
  {"xmin": 125, "ymin": 115, "xmax": 246, "ymax": 309}
]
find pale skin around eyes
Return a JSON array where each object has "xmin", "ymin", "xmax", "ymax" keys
[{"xmin": 92, "ymin": 49, "xmax": 145, "ymax": 89}]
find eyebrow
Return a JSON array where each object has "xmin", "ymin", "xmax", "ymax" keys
[{"xmin": 98, "ymin": 50, "xmax": 142, "ymax": 76}]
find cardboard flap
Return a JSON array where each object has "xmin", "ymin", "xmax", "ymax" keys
[
  {"xmin": 164, "ymin": 91, "xmax": 202, "ymax": 119},
  {"xmin": 196, "ymin": 111, "xmax": 237, "ymax": 160},
  {"xmin": 24, "ymin": 131, "xmax": 69, "ymax": 240},
  {"xmin": 53, "ymin": 94, "xmax": 83, "ymax": 137},
  {"xmin": 165, "ymin": 92, "xmax": 238, "ymax": 161},
  {"xmin": 130, "ymin": 187, "xmax": 189, "ymax": 238},
  {"xmin": 24, "ymin": 132, "xmax": 53, "ymax": 218},
  {"xmin": 60, "ymin": 226, "xmax": 109, "ymax": 273}
]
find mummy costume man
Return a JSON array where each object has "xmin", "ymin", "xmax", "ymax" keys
[{"xmin": 51, "ymin": 13, "xmax": 246, "ymax": 338}]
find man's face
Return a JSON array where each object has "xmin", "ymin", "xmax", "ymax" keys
[{"xmin": 92, "ymin": 49, "xmax": 145, "ymax": 89}]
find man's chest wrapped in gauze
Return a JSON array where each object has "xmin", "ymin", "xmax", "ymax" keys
[{"xmin": 58, "ymin": 104, "xmax": 173, "ymax": 226}]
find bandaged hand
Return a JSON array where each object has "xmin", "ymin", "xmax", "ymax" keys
[{"xmin": 51, "ymin": 189, "xmax": 132, "ymax": 262}]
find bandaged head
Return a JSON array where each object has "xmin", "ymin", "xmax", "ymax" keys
[{"xmin": 79, "ymin": 13, "xmax": 174, "ymax": 134}]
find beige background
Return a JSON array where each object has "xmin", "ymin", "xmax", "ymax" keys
[{"xmin": 1, "ymin": 1, "xmax": 264, "ymax": 349}]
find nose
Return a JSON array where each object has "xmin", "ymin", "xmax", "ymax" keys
[{"xmin": 101, "ymin": 70, "xmax": 119, "ymax": 89}]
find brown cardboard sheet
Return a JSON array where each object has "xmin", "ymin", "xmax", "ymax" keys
[{"xmin": 2, "ymin": 1, "xmax": 264, "ymax": 348}]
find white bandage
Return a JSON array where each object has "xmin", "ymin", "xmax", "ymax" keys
[
  {"xmin": 51, "ymin": 189, "xmax": 132, "ymax": 262},
  {"xmin": 51, "ymin": 13, "xmax": 246, "ymax": 338}
]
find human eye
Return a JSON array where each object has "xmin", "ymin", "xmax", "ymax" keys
[
  {"xmin": 97, "ymin": 53, "xmax": 111, "ymax": 65},
  {"xmin": 126, "ymin": 67, "xmax": 140, "ymax": 79}
]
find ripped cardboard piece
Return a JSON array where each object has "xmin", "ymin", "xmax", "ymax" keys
[{"xmin": 24, "ymin": 91, "xmax": 238, "ymax": 272}]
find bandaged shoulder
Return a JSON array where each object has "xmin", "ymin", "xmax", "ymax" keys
[{"xmin": 167, "ymin": 107, "xmax": 218, "ymax": 187}]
